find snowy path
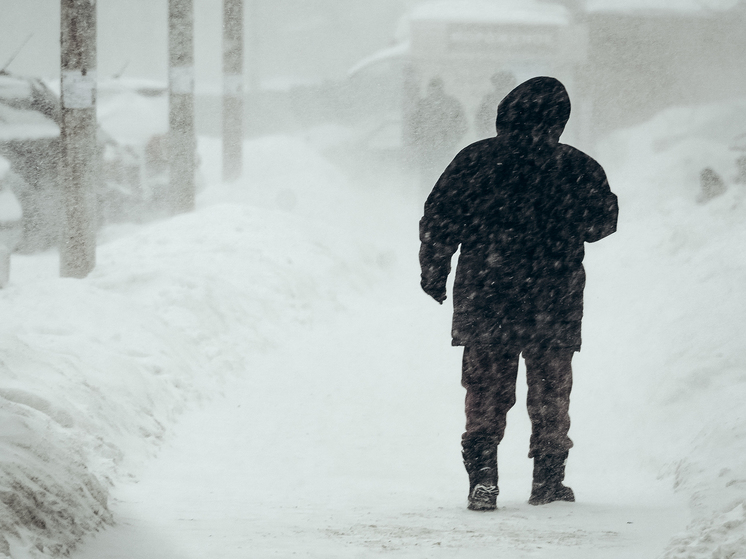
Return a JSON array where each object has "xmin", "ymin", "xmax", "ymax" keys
[{"xmin": 69, "ymin": 228, "xmax": 688, "ymax": 558}]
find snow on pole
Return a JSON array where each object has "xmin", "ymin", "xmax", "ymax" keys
[
  {"xmin": 60, "ymin": 0, "xmax": 97, "ymax": 279},
  {"xmin": 168, "ymin": 0, "xmax": 196, "ymax": 214},
  {"xmin": 223, "ymin": 0, "xmax": 244, "ymax": 182}
]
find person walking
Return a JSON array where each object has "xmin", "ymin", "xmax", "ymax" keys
[
  {"xmin": 474, "ymin": 71, "xmax": 517, "ymax": 139},
  {"xmin": 410, "ymin": 77, "xmax": 468, "ymax": 192},
  {"xmin": 418, "ymin": 77, "xmax": 618, "ymax": 511}
]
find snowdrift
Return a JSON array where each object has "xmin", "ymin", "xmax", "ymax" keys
[
  {"xmin": 0, "ymin": 137, "xmax": 384, "ymax": 558},
  {"xmin": 592, "ymin": 98, "xmax": 746, "ymax": 558},
  {"xmin": 1, "ymin": 92, "xmax": 745, "ymax": 557}
]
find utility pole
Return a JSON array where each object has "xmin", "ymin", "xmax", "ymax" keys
[
  {"xmin": 246, "ymin": 0, "xmax": 259, "ymax": 93},
  {"xmin": 60, "ymin": 0, "xmax": 97, "ymax": 278},
  {"xmin": 223, "ymin": 0, "xmax": 244, "ymax": 182},
  {"xmin": 168, "ymin": 0, "xmax": 196, "ymax": 214}
]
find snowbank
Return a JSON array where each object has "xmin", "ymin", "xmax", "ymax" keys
[
  {"xmin": 592, "ymin": 98, "xmax": 746, "ymax": 558},
  {"xmin": 0, "ymin": 104, "xmax": 59, "ymax": 142},
  {"xmin": 3, "ymin": 92, "xmax": 746, "ymax": 557},
  {"xmin": 0, "ymin": 136, "xmax": 384, "ymax": 558}
]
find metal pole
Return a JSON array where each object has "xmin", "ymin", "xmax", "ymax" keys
[
  {"xmin": 60, "ymin": 0, "xmax": 97, "ymax": 278},
  {"xmin": 246, "ymin": 0, "xmax": 259, "ymax": 93},
  {"xmin": 168, "ymin": 0, "xmax": 196, "ymax": 214},
  {"xmin": 223, "ymin": 0, "xmax": 244, "ymax": 182}
]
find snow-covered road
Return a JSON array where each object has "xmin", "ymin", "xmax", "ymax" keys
[
  {"xmin": 12, "ymin": 115, "xmax": 746, "ymax": 557},
  {"xmin": 67, "ymin": 160, "xmax": 688, "ymax": 557},
  {"xmin": 71, "ymin": 297, "xmax": 687, "ymax": 558}
]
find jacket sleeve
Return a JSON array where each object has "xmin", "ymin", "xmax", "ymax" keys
[
  {"xmin": 579, "ymin": 158, "xmax": 619, "ymax": 243},
  {"xmin": 418, "ymin": 157, "xmax": 465, "ymax": 303}
]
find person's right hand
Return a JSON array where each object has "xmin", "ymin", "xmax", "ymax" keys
[{"xmin": 421, "ymin": 282, "xmax": 446, "ymax": 304}]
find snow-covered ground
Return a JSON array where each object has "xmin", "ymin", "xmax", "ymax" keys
[
  {"xmin": 0, "ymin": 96, "xmax": 744, "ymax": 558},
  {"xmin": 591, "ymin": 98, "xmax": 746, "ymax": 558}
]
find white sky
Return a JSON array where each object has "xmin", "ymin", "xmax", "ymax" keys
[
  {"xmin": 0, "ymin": 0, "xmax": 409, "ymax": 89},
  {"xmin": 1, "ymin": 0, "xmax": 740, "ymax": 89}
]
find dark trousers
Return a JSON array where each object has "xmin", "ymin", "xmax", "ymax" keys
[{"xmin": 461, "ymin": 345, "xmax": 574, "ymax": 459}]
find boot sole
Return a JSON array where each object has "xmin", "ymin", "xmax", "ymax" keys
[
  {"xmin": 529, "ymin": 489, "xmax": 575, "ymax": 506},
  {"xmin": 467, "ymin": 502, "xmax": 497, "ymax": 511}
]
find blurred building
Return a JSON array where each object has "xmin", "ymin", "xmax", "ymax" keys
[
  {"xmin": 347, "ymin": 0, "xmax": 746, "ymax": 153},
  {"xmin": 580, "ymin": 0, "xmax": 746, "ymax": 140}
]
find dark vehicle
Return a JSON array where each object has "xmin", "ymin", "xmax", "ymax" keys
[
  {"xmin": 0, "ymin": 70, "xmax": 62, "ymax": 252},
  {"xmin": 96, "ymin": 77, "xmax": 176, "ymax": 223},
  {"xmin": 0, "ymin": 71, "xmax": 181, "ymax": 253},
  {"xmin": 0, "ymin": 154, "xmax": 22, "ymax": 252}
]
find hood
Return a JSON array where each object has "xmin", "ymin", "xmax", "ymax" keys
[{"xmin": 495, "ymin": 76, "xmax": 570, "ymax": 144}]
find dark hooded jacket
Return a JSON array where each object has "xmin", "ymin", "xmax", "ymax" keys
[{"xmin": 419, "ymin": 77, "xmax": 618, "ymax": 352}]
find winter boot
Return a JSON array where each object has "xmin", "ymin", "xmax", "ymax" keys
[
  {"xmin": 467, "ymin": 469, "xmax": 499, "ymax": 511},
  {"xmin": 463, "ymin": 439, "xmax": 499, "ymax": 511},
  {"xmin": 528, "ymin": 452, "xmax": 575, "ymax": 506}
]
